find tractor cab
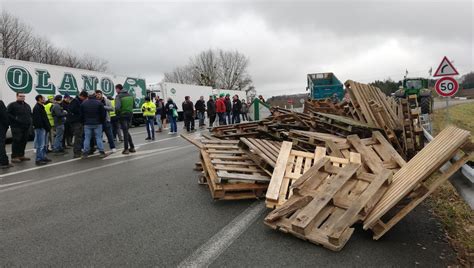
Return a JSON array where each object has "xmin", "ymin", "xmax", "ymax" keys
[{"xmin": 395, "ymin": 77, "xmax": 433, "ymax": 114}]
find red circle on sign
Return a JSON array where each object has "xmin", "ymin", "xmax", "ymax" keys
[{"xmin": 435, "ymin": 77, "xmax": 459, "ymax": 97}]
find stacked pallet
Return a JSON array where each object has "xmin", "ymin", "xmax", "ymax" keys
[{"xmin": 303, "ymin": 99, "xmax": 346, "ymax": 116}]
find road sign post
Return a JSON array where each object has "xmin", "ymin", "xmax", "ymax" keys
[{"xmin": 434, "ymin": 74, "xmax": 459, "ymax": 127}]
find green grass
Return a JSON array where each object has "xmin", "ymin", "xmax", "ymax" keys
[{"xmin": 428, "ymin": 102, "xmax": 474, "ymax": 266}]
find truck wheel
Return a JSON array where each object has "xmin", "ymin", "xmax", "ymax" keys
[{"xmin": 420, "ymin": 97, "xmax": 432, "ymax": 114}]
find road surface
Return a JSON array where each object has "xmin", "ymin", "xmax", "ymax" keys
[{"xmin": 1, "ymin": 124, "xmax": 456, "ymax": 266}]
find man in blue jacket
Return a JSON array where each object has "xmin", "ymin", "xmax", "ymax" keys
[{"xmin": 80, "ymin": 92, "xmax": 107, "ymax": 159}]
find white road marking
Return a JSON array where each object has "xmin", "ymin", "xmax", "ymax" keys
[
  {"xmin": 178, "ymin": 202, "xmax": 266, "ymax": 268},
  {"xmin": 0, "ymin": 180, "xmax": 31, "ymax": 188},
  {"xmin": 0, "ymin": 136, "xmax": 180, "ymax": 179},
  {"xmin": 0, "ymin": 145, "xmax": 194, "ymax": 193},
  {"xmin": 104, "ymin": 146, "xmax": 177, "ymax": 159}
]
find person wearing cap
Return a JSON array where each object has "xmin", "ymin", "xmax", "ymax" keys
[
  {"xmin": 195, "ymin": 96, "xmax": 206, "ymax": 128},
  {"xmin": 206, "ymin": 95, "xmax": 216, "ymax": 127},
  {"xmin": 32, "ymin": 95, "xmax": 52, "ymax": 165},
  {"xmin": 7, "ymin": 92, "xmax": 32, "ymax": 163},
  {"xmin": 231, "ymin": 94, "xmax": 242, "ymax": 124},
  {"xmin": 44, "ymin": 95, "xmax": 55, "ymax": 152},
  {"xmin": 80, "ymin": 92, "xmax": 107, "ymax": 158},
  {"xmin": 51, "ymin": 95, "xmax": 68, "ymax": 154},
  {"xmin": 141, "ymin": 96, "xmax": 156, "ymax": 140},
  {"xmin": 224, "ymin": 94, "xmax": 231, "ymax": 125},
  {"xmin": 216, "ymin": 93, "xmax": 226, "ymax": 125}
]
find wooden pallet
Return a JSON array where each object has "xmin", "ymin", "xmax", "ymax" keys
[
  {"xmin": 199, "ymin": 140, "xmax": 270, "ymax": 200},
  {"xmin": 304, "ymin": 99, "xmax": 345, "ymax": 116},
  {"xmin": 364, "ymin": 126, "xmax": 472, "ymax": 239},
  {"xmin": 325, "ymin": 131, "xmax": 406, "ymax": 173},
  {"xmin": 313, "ymin": 112, "xmax": 377, "ymax": 138},
  {"xmin": 288, "ymin": 130, "xmax": 347, "ymax": 151},
  {"xmin": 265, "ymin": 142, "xmax": 361, "ymax": 208},
  {"xmin": 264, "ymin": 158, "xmax": 392, "ymax": 251},
  {"xmin": 239, "ymin": 138, "xmax": 282, "ymax": 176}
]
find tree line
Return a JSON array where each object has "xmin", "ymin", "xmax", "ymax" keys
[
  {"xmin": 163, "ymin": 49, "xmax": 253, "ymax": 92},
  {"xmin": 0, "ymin": 11, "xmax": 108, "ymax": 72}
]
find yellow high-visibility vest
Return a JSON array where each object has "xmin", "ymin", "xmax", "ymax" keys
[
  {"xmin": 141, "ymin": 101, "xmax": 156, "ymax": 116},
  {"xmin": 44, "ymin": 102, "xmax": 54, "ymax": 127},
  {"xmin": 110, "ymin": 99, "xmax": 116, "ymax": 117}
]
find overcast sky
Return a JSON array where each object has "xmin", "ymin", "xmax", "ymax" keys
[{"xmin": 2, "ymin": 0, "xmax": 473, "ymax": 96}]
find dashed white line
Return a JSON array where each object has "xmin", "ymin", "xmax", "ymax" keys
[{"xmin": 0, "ymin": 180, "xmax": 31, "ymax": 188}]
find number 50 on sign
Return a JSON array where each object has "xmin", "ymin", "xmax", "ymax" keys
[{"xmin": 435, "ymin": 77, "xmax": 459, "ymax": 97}]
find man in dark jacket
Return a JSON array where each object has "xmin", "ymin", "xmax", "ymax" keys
[
  {"xmin": 195, "ymin": 96, "xmax": 206, "ymax": 128},
  {"xmin": 0, "ymin": 100, "xmax": 12, "ymax": 168},
  {"xmin": 206, "ymin": 95, "xmax": 216, "ymax": 127},
  {"xmin": 182, "ymin": 96, "xmax": 195, "ymax": 132},
  {"xmin": 52, "ymin": 95, "xmax": 68, "ymax": 154},
  {"xmin": 68, "ymin": 91, "xmax": 87, "ymax": 158},
  {"xmin": 224, "ymin": 94, "xmax": 231, "ymax": 124},
  {"xmin": 32, "ymin": 95, "xmax": 52, "ymax": 165},
  {"xmin": 7, "ymin": 92, "xmax": 32, "ymax": 163},
  {"xmin": 231, "ymin": 95, "xmax": 242, "ymax": 124},
  {"xmin": 62, "ymin": 93, "xmax": 73, "ymax": 148},
  {"xmin": 115, "ymin": 84, "xmax": 135, "ymax": 154},
  {"xmin": 80, "ymin": 92, "xmax": 107, "ymax": 159}
]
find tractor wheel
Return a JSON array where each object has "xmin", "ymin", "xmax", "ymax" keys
[{"xmin": 420, "ymin": 96, "xmax": 432, "ymax": 114}]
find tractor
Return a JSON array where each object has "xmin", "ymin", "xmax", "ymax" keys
[{"xmin": 394, "ymin": 77, "xmax": 433, "ymax": 114}]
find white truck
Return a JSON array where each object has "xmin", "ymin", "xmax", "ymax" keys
[
  {"xmin": 147, "ymin": 82, "xmax": 248, "ymax": 119},
  {"xmin": 0, "ymin": 58, "xmax": 147, "ymax": 135}
]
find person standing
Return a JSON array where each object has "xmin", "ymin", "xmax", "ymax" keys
[
  {"xmin": 195, "ymin": 96, "xmax": 206, "ymax": 128},
  {"xmin": 164, "ymin": 98, "xmax": 178, "ymax": 134},
  {"xmin": 61, "ymin": 93, "xmax": 73, "ymax": 148},
  {"xmin": 154, "ymin": 97, "xmax": 163, "ymax": 133},
  {"xmin": 7, "ymin": 92, "xmax": 32, "ymax": 163},
  {"xmin": 231, "ymin": 95, "xmax": 242, "ymax": 124},
  {"xmin": 44, "ymin": 95, "xmax": 54, "ymax": 152},
  {"xmin": 0, "ymin": 100, "xmax": 12, "ymax": 169},
  {"xmin": 32, "ymin": 95, "xmax": 52, "ymax": 165},
  {"xmin": 224, "ymin": 94, "xmax": 231, "ymax": 125},
  {"xmin": 96, "ymin": 90, "xmax": 117, "ymax": 152},
  {"xmin": 51, "ymin": 95, "xmax": 68, "ymax": 155},
  {"xmin": 68, "ymin": 91, "xmax": 87, "ymax": 158},
  {"xmin": 115, "ymin": 84, "xmax": 136, "ymax": 154},
  {"xmin": 80, "ymin": 92, "xmax": 107, "ymax": 158},
  {"xmin": 110, "ymin": 96, "xmax": 123, "ymax": 142},
  {"xmin": 182, "ymin": 96, "xmax": 195, "ymax": 132},
  {"xmin": 241, "ymin": 99, "xmax": 249, "ymax": 121},
  {"xmin": 206, "ymin": 95, "xmax": 216, "ymax": 127},
  {"xmin": 141, "ymin": 96, "xmax": 156, "ymax": 140},
  {"xmin": 216, "ymin": 93, "xmax": 226, "ymax": 126}
]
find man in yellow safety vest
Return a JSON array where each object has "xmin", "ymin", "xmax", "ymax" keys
[
  {"xmin": 141, "ymin": 96, "xmax": 156, "ymax": 140},
  {"xmin": 44, "ymin": 95, "xmax": 55, "ymax": 152}
]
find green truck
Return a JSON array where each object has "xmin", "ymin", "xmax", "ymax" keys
[{"xmin": 306, "ymin": 72, "xmax": 344, "ymax": 101}]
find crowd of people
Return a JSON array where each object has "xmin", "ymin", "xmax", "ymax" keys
[
  {"xmin": 0, "ymin": 84, "xmax": 136, "ymax": 168},
  {"xmin": 0, "ymin": 88, "xmax": 260, "ymax": 169}
]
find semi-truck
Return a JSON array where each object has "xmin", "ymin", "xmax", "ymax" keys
[
  {"xmin": 147, "ymin": 82, "xmax": 248, "ymax": 119},
  {"xmin": 0, "ymin": 57, "xmax": 147, "ymax": 134}
]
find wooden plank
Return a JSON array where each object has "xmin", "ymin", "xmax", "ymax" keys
[
  {"xmin": 266, "ymin": 141, "xmax": 293, "ymax": 201},
  {"xmin": 291, "ymin": 163, "xmax": 361, "ymax": 234},
  {"xmin": 265, "ymin": 195, "xmax": 314, "ymax": 222},
  {"xmin": 217, "ymin": 171, "xmax": 270, "ymax": 182}
]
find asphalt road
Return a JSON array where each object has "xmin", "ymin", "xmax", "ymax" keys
[{"xmin": 1, "ymin": 123, "xmax": 456, "ymax": 267}]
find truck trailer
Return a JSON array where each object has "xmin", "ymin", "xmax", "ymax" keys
[{"xmin": 0, "ymin": 57, "xmax": 147, "ymax": 133}]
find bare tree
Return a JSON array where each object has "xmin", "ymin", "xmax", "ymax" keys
[
  {"xmin": 163, "ymin": 65, "xmax": 194, "ymax": 84},
  {"xmin": 217, "ymin": 49, "xmax": 251, "ymax": 90},
  {"xmin": 79, "ymin": 54, "xmax": 108, "ymax": 72},
  {"xmin": 190, "ymin": 49, "xmax": 219, "ymax": 87}
]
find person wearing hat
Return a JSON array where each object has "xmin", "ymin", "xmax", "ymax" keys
[
  {"xmin": 44, "ymin": 95, "xmax": 55, "ymax": 152},
  {"xmin": 52, "ymin": 94, "xmax": 68, "ymax": 154},
  {"xmin": 216, "ymin": 93, "xmax": 226, "ymax": 125},
  {"xmin": 206, "ymin": 95, "xmax": 216, "ymax": 127},
  {"xmin": 195, "ymin": 96, "xmax": 206, "ymax": 128},
  {"xmin": 141, "ymin": 96, "xmax": 156, "ymax": 140}
]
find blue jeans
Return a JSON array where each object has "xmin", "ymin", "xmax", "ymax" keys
[
  {"xmin": 155, "ymin": 115, "xmax": 162, "ymax": 130},
  {"xmin": 103, "ymin": 121, "xmax": 115, "ymax": 150},
  {"xmin": 53, "ymin": 125, "xmax": 64, "ymax": 152},
  {"xmin": 34, "ymin": 128, "xmax": 47, "ymax": 161},
  {"xmin": 197, "ymin": 111, "xmax": 205, "ymax": 126},
  {"xmin": 226, "ymin": 112, "xmax": 231, "ymax": 125},
  {"xmin": 145, "ymin": 116, "xmax": 155, "ymax": 139},
  {"xmin": 168, "ymin": 115, "xmax": 177, "ymax": 133},
  {"xmin": 83, "ymin": 125, "xmax": 104, "ymax": 154}
]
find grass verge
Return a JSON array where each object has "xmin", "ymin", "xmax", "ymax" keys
[{"xmin": 428, "ymin": 102, "xmax": 474, "ymax": 266}]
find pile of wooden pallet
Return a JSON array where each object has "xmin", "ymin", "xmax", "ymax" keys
[{"xmin": 181, "ymin": 80, "xmax": 472, "ymax": 252}]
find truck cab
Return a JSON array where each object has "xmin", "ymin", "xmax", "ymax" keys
[{"xmin": 306, "ymin": 72, "xmax": 344, "ymax": 101}]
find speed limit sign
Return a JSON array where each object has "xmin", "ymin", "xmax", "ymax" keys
[{"xmin": 435, "ymin": 77, "xmax": 459, "ymax": 97}]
